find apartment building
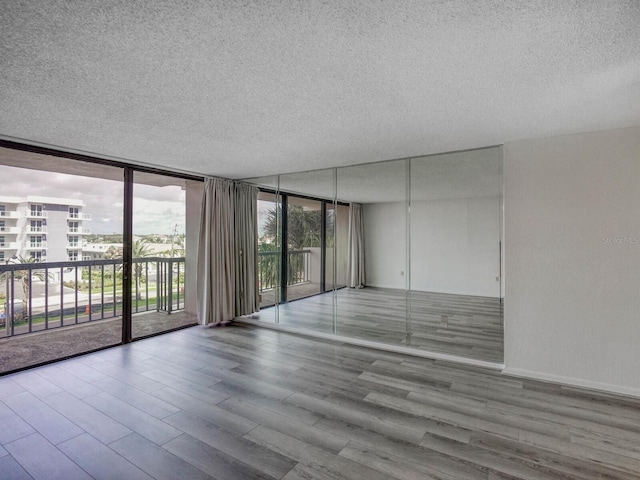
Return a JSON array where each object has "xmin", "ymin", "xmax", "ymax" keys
[{"xmin": 0, "ymin": 195, "xmax": 91, "ymax": 263}]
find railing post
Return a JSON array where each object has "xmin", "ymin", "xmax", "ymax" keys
[
  {"xmin": 167, "ymin": 258, "xmax": 173, "ymax": 314},
  {"xmin": 156, "ymin": 259, "xmax": 161, "ymax": 312}
]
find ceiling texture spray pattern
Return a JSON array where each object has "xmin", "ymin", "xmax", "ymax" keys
[{"xmin": 1, "ymin": 1, "xmax": 639, "ymax": 178}]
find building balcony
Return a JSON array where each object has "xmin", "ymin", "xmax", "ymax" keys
[
  {"xmin": 67, "ymin": 228, "xmax": 91, "ymax": 234},
  {"xmin": 26, "ymin": 242, "xmax": 48, "ymax": 250},
  {"xmin": 67, "ymin": 213, "xmax": 91, "ymax": 220},
  {"xmin": 0, "ymin": 242, "xmax": 19, "ymax": 250},
  {"xmin": 26, "ymin": 211, "xmax": 48, "ymax": 218},
  {"xmin": 0, "ymin": 256, "xmax": 186, "ymax": 338},
  {"xmin": 0, "ymin": 211, "xmax": 20, "ymax": 218},
  {"xmin": 0, "ymin": 226, "xmax": 19, "ymax": 234},
  {"xmin": 28, "ymin": 226, "xmax": 47, "ymax": 233},
  {"xmin": 67, "ymin": 244, "xmax": 82, "ymax": 249}
]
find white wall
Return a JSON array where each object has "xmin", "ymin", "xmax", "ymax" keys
[
  {"xmin": 363, "ymin": 202, "xmax": 406, "ymax": 289},
  {"xmin": 411, "ymin": 196, "xmax": 500, "ymax": 297},
  {"xmin": 504, "ymin": 126, "xmax": 640, "ymax": 395},
  {"xmin": 363, "ymin": 196, "xmax": 501, "ymax": 296}
]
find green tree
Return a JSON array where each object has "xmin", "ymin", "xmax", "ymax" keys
[
  {"xmin": 132, "ymin": 239, "xmax": 152, "ymax": 300},
  {"xmin": 262, "ymin": 205, "xmax": 327, "ymax": 287},
  {"xmin": 263, "ymin": 205, "xmax": 322, "ymax": 249},
  {"xmin": 3, "ymin": 256, "xmax": 52, "ymax": 319}
]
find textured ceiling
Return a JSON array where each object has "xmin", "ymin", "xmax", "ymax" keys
[
  {"xmin": 246, "ymin": 146, "xmax": 502, "ymax": 203},
  {"xmin": 1, "ymin": 1, "xmax": 639, "ymax": 179}
]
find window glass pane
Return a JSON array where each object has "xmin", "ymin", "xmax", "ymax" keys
[
  {"xmin": 0, "ymin": 146, "xmax": 123, "ymax": 373},
  {"xmin": 131, "ymin": 171, "xmax": 195, "ymax": 339}
]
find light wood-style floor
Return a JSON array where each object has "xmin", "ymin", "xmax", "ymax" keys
[
  {"xmin": 0, "ymin": 324, "xmax": 638, "ymax": 479},
  {"xmin": 258, "ymin": 287, "xmax": 504, "ymax": 363}
]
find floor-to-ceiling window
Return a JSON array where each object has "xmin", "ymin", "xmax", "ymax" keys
[
  {"xmin": 0, "ymin": 146, "xmax": 124, "ymax": 372},
  {"xmin": 0, "ymin": 143, "xmax": 201, "ymax": 374},
  {"xmin": 131, "ymin": 171, "xmax": 195, "ymax": 339}
]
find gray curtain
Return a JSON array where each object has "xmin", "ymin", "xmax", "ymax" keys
[
  {"xmin": 347, "ymin": 202, "xmax": 366, "ymax": 288},
  {"xmin": 197, "ymin": 177, "xmax": 235, "ymax": 325},
  {"xmin": 234, "ymin": 183, "xmax": 259, "ymax": 316}
]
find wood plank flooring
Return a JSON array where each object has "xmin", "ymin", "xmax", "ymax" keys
[
  {"xmin": 258, "ymin": 287, "xmax": 504, "ymax": 363},
  {"xmin": 1, "ymin": 324, "xmax": 639, "ymax": 479}
]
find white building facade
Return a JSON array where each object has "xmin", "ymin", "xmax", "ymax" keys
[{"xmin": 0, "ymin": 196, "xmax": 91, "ymax": 263}]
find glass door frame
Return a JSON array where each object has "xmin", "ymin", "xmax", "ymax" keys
[
  {"xmin": 0, "ymin": 139, "xmax": 203, "ymax": 345},
  {"xmin": 257, "ymin": 186, "xmax": 349, "ymax": 306}
]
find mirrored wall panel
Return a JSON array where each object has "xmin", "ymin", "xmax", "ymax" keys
[
  {"xmin": 336, "ymin": 159, "xmax": 409, "ymax": 344},
  {"xmin": 410, "ymin": 149, "xmax": 503, "ymax": 362},
  {"xmin": 253, "ymin": 176, "xmax": 280, "ymax": 323},
  {"xmin": 274, "ymin": 168, "xmax": 337, "ymax": 334},
  {"xmin": 244, "ymin": 146, "xmax": 503, "ymax": 364}
]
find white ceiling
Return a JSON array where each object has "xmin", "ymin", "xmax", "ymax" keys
[
  {"xmin": 247, "ymin": 146, "xmax": 502, "ymax": 203},
  {"xmin": 1, "ymin": 1, "xmax": 639, "ymax": 179}
]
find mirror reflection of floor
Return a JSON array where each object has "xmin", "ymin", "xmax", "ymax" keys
[{"xmin": 256, "ymin": 287, "xmax": 503, "ymax": 363}]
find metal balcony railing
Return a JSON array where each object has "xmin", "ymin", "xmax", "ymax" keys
[
  {"xmin": 27, "ymin": 211, "xmax": 48, "ymax": 218},
  {"xmin": 0, "ymin": 211, "xmax": 20, "ymax": 218},
  {"xmin": 257, "ymin": 249, "xmax": 310, "ymax": 292},
  {"xmin": 0, "ymin": 256, "xmax": 185, "ymax": 338}
]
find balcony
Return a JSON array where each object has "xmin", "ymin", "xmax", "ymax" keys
[
  {"xmin": 0, "ymin": 226, "xmax": 19, "ymax": 234},
  {"xmin": 67, "ymin": 213, "xmax": 91, "ymax": 220},
  {"xmin": 67, "ymin": 227, "xmax": 92, "ymax": 234},
  {"xmin": 26, "ymin": 211, "xmax": 48, "ymax": 218},
  {"xmin": 0, "ymin": 242, "xmax": 20, "ymax": 250},
  {"xmin": 0, "ymin": 256, "xmax": 186, "ymax": 338},
  {"xmin": 28, "ymin": 226, "xmax": 47, "ymax": 233},
  {"xmin": 67, "ymin": 244, "xmax": 82, "ymax": 249},
  {"xmin": 26, "ymin": 242, "xmax": 48, "ymax": 250},
  {"xmin": 258, "ymin": 249, "xmax": 325, "ymax": 305},
  {"xmin": 0, "ymin": 211, "xmax": 20, "ymax": 218}
]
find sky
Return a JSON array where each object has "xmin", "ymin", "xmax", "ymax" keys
[{"xmin": 0, "ymin": 165, "xmax": 185, "ymax": 235}]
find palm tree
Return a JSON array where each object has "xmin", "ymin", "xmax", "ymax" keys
[
  {"xmin": 4, "ymin": 256, "xmax": 51, "ymax": 320},
  {"xmin": 263, "ymin": 205, "xmax": 322, "ymax": 249},
  {"xmin": 132, "ymin": 239, "xmax": 152, "ymax": 301},
  {"xmin": 262, "ymin": 205, "xmax": 323, "ymax": 286}
]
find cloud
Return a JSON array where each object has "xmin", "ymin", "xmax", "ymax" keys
[{"xmin": 0, "ymin": 165, "xmax": 185, "ymax": 235}]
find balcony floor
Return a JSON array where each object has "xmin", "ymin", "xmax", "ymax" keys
[{"xmin": 0, "ymin": 310, "xmax": 197, "ymax": 375}]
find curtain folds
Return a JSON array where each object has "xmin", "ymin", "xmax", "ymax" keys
[
  {"xmin": 347, "ymin": 202, "xmax": 366, "ymax": 288},
  {"xmin": 197, "ymin": 178, "xmax": 235, "ymax": 325},
  {"xmin": 197, "ymin": 178, "xmax": 259, "ymax": 326},
  {"xmin": 234, "ymin": 183, "xmax": 259, "ymax": 316}
]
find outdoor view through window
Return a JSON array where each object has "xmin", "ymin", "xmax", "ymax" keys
[{"xmin": 0, "ymin": 154, "xmax": 190, "ymax": 373}]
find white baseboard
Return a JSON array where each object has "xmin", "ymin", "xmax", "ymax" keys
[
  {"xmin": 502, "ymin": 367, "xmax": 640, "ymax": 399},
  {"xmin": 235, "ymin": 316, "xmax": 504, "ymax": 371}
]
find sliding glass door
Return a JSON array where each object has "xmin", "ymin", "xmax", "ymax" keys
[
  {"xmin": 257, "ymin": 188, "xmax": 282, "ymax": 317},
  {"xmin": 0, "ymin": 142, "xmax": 201, "ymax": 373},
  {"xmin": 285, "ymin": 196, "xmax": 323, "ymax": 301},
  {"xmin": 0, "ymin": 146, "xmax": 124, "ymax": 373},
  {"xmin": 131, "ymin": 172, "xmax": 195, "ymax": 339}
]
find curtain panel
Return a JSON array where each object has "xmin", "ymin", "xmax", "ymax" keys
[
  {"xmin": 234, "ymin": 183, "xmax": 259, "ymax": 316},
  {"xmin": 197, "ymin": 178, "xmax": 259, "ymax": 325},
  {"xmin": 347, "ymin": 202, "xmax": 366, "ymax": 288},
  {"xmin": 197, "ymin": 178, "xmax": 235, "ymax": 325}
]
